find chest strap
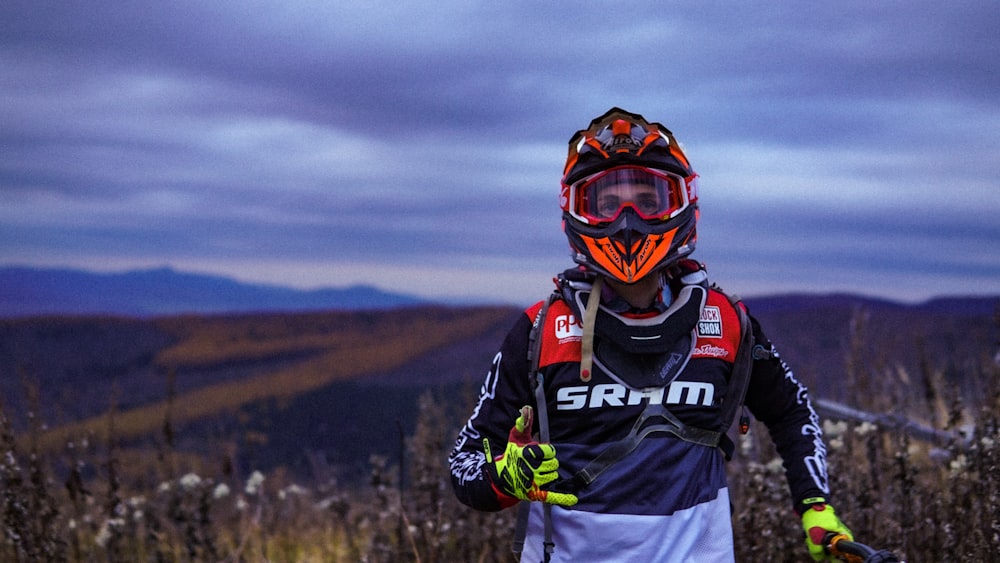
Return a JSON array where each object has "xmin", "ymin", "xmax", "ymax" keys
[{"xmin": 567, "ymin": 402, "xmax": 725, "ymax": 492}]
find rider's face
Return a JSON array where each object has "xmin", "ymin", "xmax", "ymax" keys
[{"xmin": 594, "ymin": 181, "xmax": 662, "ymax": 219}]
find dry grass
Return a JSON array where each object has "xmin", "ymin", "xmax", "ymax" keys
[{"xmin": 2, "ymin": 308, "xmax": 998, "ymax": 562}]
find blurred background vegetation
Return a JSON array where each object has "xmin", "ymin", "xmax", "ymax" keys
[{"xmin": 1, "ymin": 299, "xmax": 997, "ymax": 561}]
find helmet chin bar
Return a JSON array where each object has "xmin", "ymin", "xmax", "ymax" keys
[
  {"xmin": 586, "ymin": 233, "xmax": 672, "ymax": 283},
  {"xmin": 565, "ymin": 207, "xmax": 696, "ymax": 284}
]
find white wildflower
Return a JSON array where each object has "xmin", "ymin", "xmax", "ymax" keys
[
  {"xmin": 94, "ymin": 524, "xmax": 111, "ymax": 548},
  {"xmin": 855, "ymin": 421, "xmax": 878, "ymax": 436},
  {"xmin": 822, "ymin": 420, "xmax": 849, "ymax": 438},
  {"xmin": 245, "ymin": 470, "xmax": 265, "ymax": 495},
  {"xmin": 157, "ymin": 481, "xmax": 172, "ymax": 493},
  {"xmin": 949, "ymin": 454, "xmax": 968, "ymax": 474},
  {"xmin": 180, "ymin": 472, "xmax": 202, "ymax": 491},
  {"xmin": 279, "ymin": 483, "xmax": 307, "ymax": 500},
  {"xmin": 981, "ymin": 436, "xmax": 995, "ymax": 451},
  {"xmin": 829, "ymin": 437, "xmax": 844, "ymax": 451},
  {"xmin": 235, "ymin": 497, "xmax": 248, "ymax": 511},
  {"xmin": 94, "ymin": 518, "xmax": 125, "ymax": 548},
  {"xmin": 738, "ymin": 433, "xmax": 754, "ymax": 456},
  {"xmin": 213, "ymin": 483, "xmax": 231, "ymax": 500},
  {"xmin": 765, "ymin": 457, "xmax": 784, "ymax": 474},
  {"xmin": 133, "ymin": 510, "xmax": 144, "ymax": 522}
]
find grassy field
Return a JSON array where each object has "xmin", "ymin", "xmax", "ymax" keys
[{"xmin": 2, "ymin": 304, "xmax": 998, "ymax": 561}]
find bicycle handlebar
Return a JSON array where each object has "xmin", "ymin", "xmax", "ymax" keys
[{"xmin": 823, "ymin": 532, "xmax": 904, "ymax": 563}]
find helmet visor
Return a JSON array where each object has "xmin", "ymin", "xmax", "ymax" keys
[{"xmin": 569, "ymin": 166, "xmax": 689, "ymax": 224}]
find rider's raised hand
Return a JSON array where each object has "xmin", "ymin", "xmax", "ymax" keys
[{"xmin": 486, "ymin": 405, "xmax": 578, "ymax": 508}]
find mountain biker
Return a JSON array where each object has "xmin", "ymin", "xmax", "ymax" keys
[{"xmin": 448, "ymin": 107, "xmax": 853, "ymax": 562}]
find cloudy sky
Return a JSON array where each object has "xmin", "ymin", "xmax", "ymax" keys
[{"xmin": 3, "ymin": 1, "xmax": 998, "ymax": 305}]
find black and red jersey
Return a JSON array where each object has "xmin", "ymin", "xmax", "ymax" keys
[{"xmin": 449, "ymin": 284, "xmax": 829, "ymax": 562}]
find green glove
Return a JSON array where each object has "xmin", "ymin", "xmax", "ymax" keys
[
  {"xmin": 486, "ymin": 406, "xmax": 578, "ymax": 508},
  {"xmin": 801, "ymin": 500, "xmax": 853, "ymax": 561}
]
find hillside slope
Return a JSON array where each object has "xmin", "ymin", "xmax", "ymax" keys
[
  {"xmin": 0, "ymin": 306, "xmax": 520, "ymax": 471},
  {"xmin": 1, "ymin": 295, "xmax": 996, "ymax": 481}
]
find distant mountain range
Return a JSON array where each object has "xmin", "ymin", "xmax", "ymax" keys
[
  {"xmin": 0, "ymin": 266, "xmax": 426, "ymax": 317},
  {"xmin": 2, "ymin": 265, "xmax": 998, "ymax": 319}
]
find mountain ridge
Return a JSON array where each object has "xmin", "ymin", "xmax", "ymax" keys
[
  {"xmin": 0, "ymin": 265, "xmax": 426, "ymax": 317},
  {"xmin": 4, "ymin": 265, "xmax": 997, "ymax": 319}
]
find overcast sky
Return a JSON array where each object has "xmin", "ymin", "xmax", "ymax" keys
[{"xmin": 2, "ymin": 1, "xmax": 998, "ymax": 305}]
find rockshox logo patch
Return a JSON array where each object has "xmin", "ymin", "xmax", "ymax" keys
[{"xmin": 698, "ymin": 306, "xmax": 722, "ymax": 338}]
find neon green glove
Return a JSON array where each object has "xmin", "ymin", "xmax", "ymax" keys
[
  {"xmin": 801, "ymin": 500, "xmax": 853, "ymax": 561},
  {"xmin": 486, "ymin": 406, "xmax": 578, "ymax": 508}
]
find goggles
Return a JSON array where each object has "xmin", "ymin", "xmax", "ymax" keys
[{"xmin": 567, "ymin": 166, "xmax": 691, "ymax": 225}]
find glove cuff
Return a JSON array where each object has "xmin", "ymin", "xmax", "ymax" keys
[
  {"xmin": 795, "ymin": 495, "xmax": 829, "ymax": 516},
  {"xmin": 482, "ymin": 453, "xmax": 520, "ymax": 509},
  {"xmin": 489, "ymin": 481, "xmax": 520, "ymax": 509}
]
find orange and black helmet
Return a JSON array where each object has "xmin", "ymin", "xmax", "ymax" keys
[{"xmin": 560, "ymin": 107, "xmax": 699, "ymax": 283}]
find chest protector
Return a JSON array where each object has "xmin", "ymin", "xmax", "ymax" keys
[
  {"xmin": 565, "ymin": 279, "xmax": 705, "ymax": 389},
  {"xmin": 531, "ymin": 267, "xmax": 755, "ymax": 461}
]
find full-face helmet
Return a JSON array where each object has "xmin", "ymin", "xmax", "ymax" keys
[{"xmin": 560, "ymin": 107, "xmax": 699, "ymax": 283}]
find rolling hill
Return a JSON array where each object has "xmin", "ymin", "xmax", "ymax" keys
[{"xmin": 0, "ymin": 293, "xmax": 996, "ymax": 483}]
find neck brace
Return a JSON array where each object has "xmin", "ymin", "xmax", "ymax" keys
[{"xmin": 561, "ymin": 272, "xmax": 706, "ymax": 390}]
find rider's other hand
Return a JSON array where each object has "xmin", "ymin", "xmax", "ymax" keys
[{"xmin": 801, "ymin": 500, "xmax": 853, "ymax": 561}]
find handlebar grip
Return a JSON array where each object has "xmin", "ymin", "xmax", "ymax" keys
[
  {"xmin": 824, "ymin": 532, "xmax": 869, "ymax": 562},
  {"xmin": 822, "ymin": 532, "xmax": 903, "ymax": 563}
]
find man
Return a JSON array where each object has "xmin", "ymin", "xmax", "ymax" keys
[{"xmin": 448, "ymin": 108, "xmax": 851, "ymax": 562}]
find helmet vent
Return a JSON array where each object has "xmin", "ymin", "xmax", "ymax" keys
[{"xmin": 605, "ymin": 119, "xmax": 640, "ymax": 153}]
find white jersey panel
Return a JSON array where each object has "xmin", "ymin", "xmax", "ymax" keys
[{"xmin": 519, "ymin": 487, "xmax": 734, "ymax": 563}]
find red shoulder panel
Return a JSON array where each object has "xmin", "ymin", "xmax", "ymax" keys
[
  {"xmin": 535, "ymin": 299, "xmax": 583, "ymax": 369},
  {"xmin": 691, "ymin": 290, "xmax": 743, "ymax": 363}
]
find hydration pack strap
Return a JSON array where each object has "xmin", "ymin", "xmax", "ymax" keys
[
  {"xmin": 513, "ymin": 294, "xmax": 558, "ymax": 561},
  {"xmin": 537, "ymin": 372, "xmax": 555, "ymax": 562},
  {"xmin": 578, "ymin": 276, "xmax": 603, "ymax": 382},
  {"xmin": 717, "ymin": 294, "xmax": 755, "ymax": 460}
]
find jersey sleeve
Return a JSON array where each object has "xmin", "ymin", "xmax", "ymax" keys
[
  {"xmin": 448, "ymin": 306, "xmax": 538, "ymax": 511},
  {"xmin": 742, "ymin": 313, "xmax": 831, "ymax": 512}
]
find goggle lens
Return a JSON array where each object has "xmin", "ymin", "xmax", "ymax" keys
[{"xmin": 572, "ymin": 167, "xmax": 688, "ymax": 223}]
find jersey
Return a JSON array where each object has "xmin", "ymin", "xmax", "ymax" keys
[{"xmin": 449, "ymin": 285, "xmax": 830, "ymax": 562}]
